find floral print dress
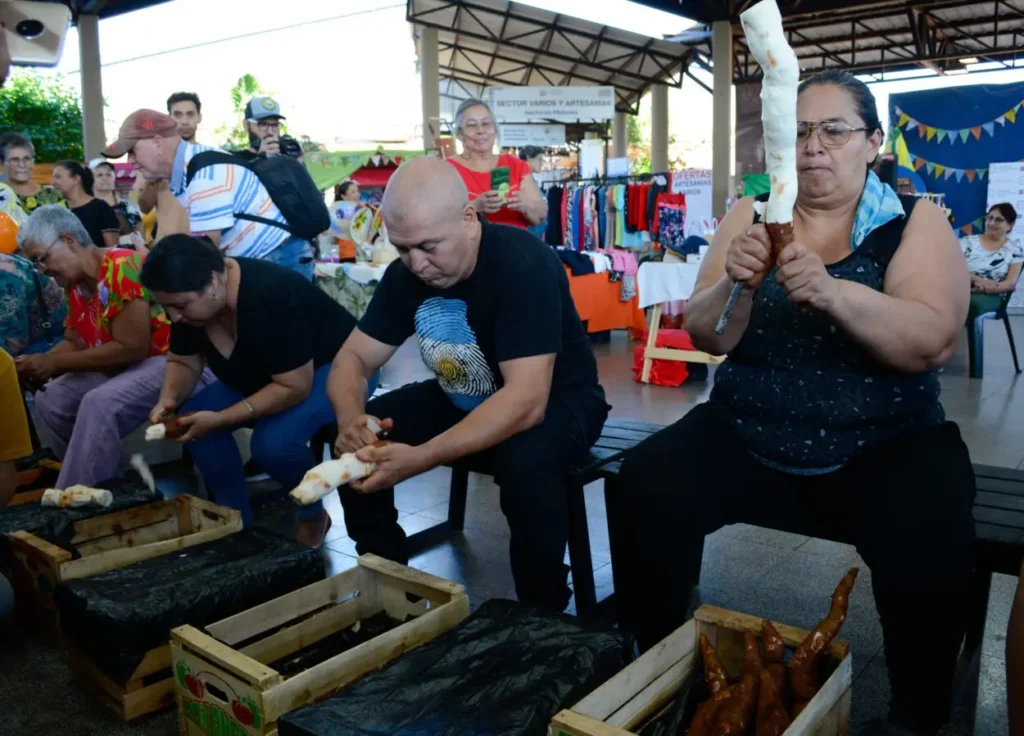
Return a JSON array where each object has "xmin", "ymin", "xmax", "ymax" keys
[
  {"xmin": 17, "ymin": 186, "xmax": 66, "ymax": 215},
  {"xmin": 66, "ymin": 248, "xmax": 171, "ymax": 354},
  {"xmin": 0, "ymin": 254, "xmax": 66, "ymax": 356}
]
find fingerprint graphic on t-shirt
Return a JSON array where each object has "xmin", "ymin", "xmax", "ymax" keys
[{"xmin": 414, "ymin": 297, "xmax": 497, "ymax": 411}]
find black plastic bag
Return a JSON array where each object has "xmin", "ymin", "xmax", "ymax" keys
[
  {"xmin": 0, "ymin": 474, "xmax": 160, "ymax": 573},
  {"xmin": 55, "ymin": 527, "xmax": 325, "ymax": 684},
  {"xmin": 279, "ymin": 598, "xmax": 634, "ymax": 736}
]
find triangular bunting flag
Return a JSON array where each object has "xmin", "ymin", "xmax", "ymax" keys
[
  {"xmin": 997, "ymin": 116, "xmax": 1006, "ymax": 126},
  {"xmin": 937, "ymin": 130, "xmax": 948, "ymax": 143},
  {"xmin": 918, "ymin": 125, "xmax": 927, "ymax": 138},
  {"xmin": 898, "ymin": 112, "xmax": 910, "ymax": 127},
  {"xmin": 959, "ymin": 129, "xmax": 970, "ymax": 143},
  {"xmin": 970, "ymin": 127, "xmax": 982, "ymax": 140},
  {"xmin": 955, "ymin": 169, "xmax": 965, "ymax": 182},
  {"xmin": 1008, "ymin": 107, "xmax": 1017, "ymax": 124},
  {"xmin": 983, "ymin": 122, "xmax": 995, "ymax": 136},
  {"xmin": 935, "ymin": 165, "xmax": 945, "ymax": 177},
  {"xmin": 906, "ymin": 119, "xmax": 919, "ymax": 131},
  {"xmin": 914, "ymin": 157, "xmax": 926, "ymax": 171},
  {"xmin": 962, "ymin": 224, "xmax": 974, "ymax": 235},
  {"xmin": 926, "ymin": 162, "xmax": 936, "ymax": 175},
  {"xmin": 979, "ymin": 169, "xmax": 987, "ymax": 180},
  {"xmin": 926, "ymin": 126, "xmax": 937, "ymax": 141},
  {"xmin": 966, "ymin": 169, "xmax": 976, "ymax": 183},
  {"xmin": 945, "ymin": 168, "xmax": 954, "ymax": 180}
]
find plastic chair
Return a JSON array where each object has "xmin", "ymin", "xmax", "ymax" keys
[{"xmin": 968, "ymin": 290, "xmax": 1021, "ymax": 378}]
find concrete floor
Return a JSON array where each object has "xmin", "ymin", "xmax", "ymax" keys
[{"xmin": 1, "ymin": 317, "xmax": 1021, "ymax": 735}]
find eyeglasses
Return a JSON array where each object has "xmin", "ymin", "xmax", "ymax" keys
[
  {"xmin": 797, "ymin": 121, "xmax": 870, "ymax": 147},
  {"xmin": 32, "ymin": 237, "xmax": 62, "ymax": 271},
  {"xmin": 251, "ymin": 120, "xmax": 281, "ymax": 132},
  {"xmin": 6, "ymin": 155, "xmax": 34, "ymax": 166}
]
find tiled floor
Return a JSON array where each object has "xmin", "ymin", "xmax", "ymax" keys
[{"xmin": 2, "ymin": 318, "xmax": 1021, "ymax": 735}]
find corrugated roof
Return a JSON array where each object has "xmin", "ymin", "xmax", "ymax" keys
[
  {"xmin": 38, "ymin": 0, "xmax": 173, "ymax": 20},
  {"xmin": 408, "ymin": 0, "xmax": 693, "ymax": 114}
]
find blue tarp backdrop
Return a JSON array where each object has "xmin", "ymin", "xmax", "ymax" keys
[{"xmin": 889, "ymin": 82, "xmax": 1024, "ymax": 235}]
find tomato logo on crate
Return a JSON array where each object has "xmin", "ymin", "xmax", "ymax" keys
[{"xmin": 179, "ymin": 666, "xmax": 264, "ymax": 734}]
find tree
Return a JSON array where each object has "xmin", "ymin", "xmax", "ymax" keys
[
  {"xmin": 216, "ymin": 73, "xmax": 265, "ymax": 150},
  {"xmin": 0, "ymin": 72, "xmax": 83, "ymax": 162}
]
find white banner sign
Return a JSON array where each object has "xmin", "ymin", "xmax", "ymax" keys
[
  {"xmin": 498, "ymin": 124, "xmax": 566, "ymax": 147},
  {"xmin": 671, "ymin": 169, "xmax": 713, "ymax": 232},
  {"xmin": 987, "ymin": 161, "xmax": 1024, "ymax": 309},
  {"xmin": 488, "ymin": 86, "xmax": 616, "ymax": 123}
]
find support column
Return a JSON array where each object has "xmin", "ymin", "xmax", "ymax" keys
[
  {"xmin": 419, "ymin": 25, "xmax": 440, "ymax": 152},
  {"xmin": 712, "ymin": 19, "xmax": 734, "ymax": 218},
  {"xmin": 612, "ymin": 110, "xmax": 628, "ymax": 159},
  {"xmin": 78, "ymin": 14, "xmax": 105, "ymax": 162},
  {"xmin": 650, "ymin": 84, "xmax": 669, "ymax": 173}
]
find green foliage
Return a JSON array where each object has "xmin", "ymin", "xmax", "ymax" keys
[
  {"xmin": 216, "ymin": 73, "xmax": 265, "ymax": 150},
  {"xmin": 0, "ymin": 72, "xmax": 83, "ymax": 162}
]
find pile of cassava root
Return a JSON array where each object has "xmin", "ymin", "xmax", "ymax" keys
[{"xmin": 688, "ymin": 567, "xmax": 858, "ymax": 735}]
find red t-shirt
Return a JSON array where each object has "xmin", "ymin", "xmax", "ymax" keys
[
  {"xmin": 446, "ymin": 154, "xmax": 533, "ymax": 229},
  {"xmin": 66, "ymin": 248, "xmax": 171, "ymax": 356}
]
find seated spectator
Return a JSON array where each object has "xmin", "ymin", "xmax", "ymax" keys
[
  {"xmin": 51, "ymin": 161, "xmax": 120, "ymax": 247},
  {"xmin": 105, "ymin": 109, "xmax": 316, "ymax": 279},
  {"xmin": 14, "ymin": 206, "xmax": 190, "ymax": 489},
  {"xmin": 0, "ymin": 252, "xmax": 66, "ymax": 356},
  {"xmin": 614, "ymin": 71, "xmax": 972, "ymax": 735},
  {"xmin": 327, "ymin": 157, "xmax": 609, "ymax": 610},
  {"xmin": 959, "ymin": 202, "xmax": 1021, "ymax": 322},
  {"xmin": 91, "ymin": 161, "xmax": 143, "ymax": 240},
  {"xmin": 140, "ymin": 235, "xmax": 361, "ymax": 547},
  {"xmin": 1, "ymin": 134, "xmax": 64, "ymax": 214}
]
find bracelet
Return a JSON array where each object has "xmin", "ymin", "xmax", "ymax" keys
[{"xmin": 242, "ymin": 398, "xmax": 255, "ymax": 415}]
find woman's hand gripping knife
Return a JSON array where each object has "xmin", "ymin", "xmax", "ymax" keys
[
  {"xmin": 788, "ymin": 567, "xmax": 859, "ymax": 716},
  {"xmin": 714, "ymin": 0, "xmax": 798, "ymax": 335},
  {"xmin": 290, "ymin": 418, "xmax": 387, "ymax": 506}
]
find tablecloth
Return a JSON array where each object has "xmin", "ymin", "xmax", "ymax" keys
[
  {"xmin": 637, "ymin": 262, "xmax": 701, "ymax": 309},
  {"xmin": 314, "ymin": 262, "xmax": 390, "ymax": 319},
  {"xmin": 566, "ymin": 267, "xmax": 647, "ymax": 334}
]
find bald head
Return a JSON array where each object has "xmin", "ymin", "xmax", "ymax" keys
[{"xmin": 381, "ymin": 157, "xmax": 469, "ymax": 229}]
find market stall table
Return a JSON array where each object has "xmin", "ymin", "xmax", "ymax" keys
[
  {"xmin": 313, "ymin": 262, "xmax": 390, "ymax": 319},
  {"xmin": 636, "ymin": 262, "xmax": 723, "ymax": 384}
]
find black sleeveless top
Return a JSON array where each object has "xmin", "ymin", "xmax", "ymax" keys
[{"xmin": 709, "ymin": 193, "xmax": 944, "ymax": 473}]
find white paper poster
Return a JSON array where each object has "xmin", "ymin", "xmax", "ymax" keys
[
  {"xmin": 579, "ymin": 139, "xmax": 605, "ymax": 179},
  {"xmin": 987, "ymin": 162, "xmax": 1024, "ymax": 309},
  {"xmin": 499, "ymin": 124, "xmax": 566, "ymax": 147},
  {"xmin": 671, "ymin": 169, "xmax": 713, "ymax": 230},
  {"xmin": 488, "ymin": 86, "xmax": 616, "ymax": 123},
  {"xmin": 607, "ymin": 157, "xmax": 629, "ymax": 177}
]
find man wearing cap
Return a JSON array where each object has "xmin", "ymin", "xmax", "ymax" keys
[
  {"xmin": 237, "ymin": 96, "xmax": 284, "ymax": 163},
  {"xmin": 105, "ymin": 109, "xmax": 315, "ymax": 278}
]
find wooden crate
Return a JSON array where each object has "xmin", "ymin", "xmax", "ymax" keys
[
  {"xmin": 67, "ymin": 641, "xmax": 178, "ymax": 721},
  {"xmin": 171, "ymin": 554, "xmax": 469, "ymax": 736},
  {"xmin": 550, "ymin": 605, "xmax": 852, "ymax": 736},
  {"xmin": 8, "ymin": 495, "xmax": 241, "ymax": 639}
]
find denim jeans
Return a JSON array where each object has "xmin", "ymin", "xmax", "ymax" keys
[
  {"xmin": 183, "ymin": 365, "xmax": 379, "ymax": 525},
  {"xmin": 263, "ymin": 236, "xmax": 315, "ymax": 281}
]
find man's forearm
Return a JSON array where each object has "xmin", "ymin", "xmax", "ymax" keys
[
  {"xmin": 328, "ymin": 352, "xmax": 371, "ymax": 421},
  {"xmin": 826, "ymin": 280, "xmax": 956, "ymax": 372},
  {"xmin": 52, "ymin": 341, "xmax": 148, "ymax": 373},
  {"xmin": 419, "ymin": 387, "xmax": 542, "ymax": 467},
  {"xmin": 684, "ymin": 274, "xmax": 755, "ymax": 355}
]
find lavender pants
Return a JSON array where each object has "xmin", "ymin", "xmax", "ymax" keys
[{"xmin": 34, "ymin": 356, "xmax": 210, "ymax": 488}]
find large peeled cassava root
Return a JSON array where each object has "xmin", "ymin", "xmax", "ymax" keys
[
  {"xmin": 290, "ymin": 418, "xmax": 387, "ymax": 506},
  {"xmin": 789, "ymin": 567, "xmax": 859, "ymax": 714},
  {"xmin": 740, "ymin": 0, "xmax": 799, "ymax": 255},
  {"xmin": 41, "ymin": 485, "xmax": 113, "ymax": 508}
]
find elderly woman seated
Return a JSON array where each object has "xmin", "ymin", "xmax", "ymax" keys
[
  {"xmin": 0, "ymin": 252, "xmax": 66, "ymax": 356},
  {"xmin": 139, "ymin": 235, "xmax": 363, "ymax": 548},
  {"xmin": 615, "ymin": 71, "xmax": 973, "ymax": 736},
  {"xmin": 15, "ymin": 205, "xmax": 184, "ymax": 489}
]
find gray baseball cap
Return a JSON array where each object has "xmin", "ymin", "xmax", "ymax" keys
[{"xmin": 244, "ymin": 96, "xmax": 285, "ymax": 121}]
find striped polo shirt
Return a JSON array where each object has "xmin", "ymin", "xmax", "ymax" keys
[{"xmin": 169, "ymin": 141, "xmax": 290, "ymax": 259}]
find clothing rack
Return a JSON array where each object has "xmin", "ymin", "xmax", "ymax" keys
[{"xmin": 542, "ymin": 171, "xmax": 671, "ymax": 190}]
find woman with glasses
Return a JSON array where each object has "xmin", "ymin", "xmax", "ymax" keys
[
  {"xmin": 0, "ymin": 135, "xmax": 65, "ymax": 214},
  {"xmin": 959, "ymin": 203, "xmax": 1021, "ymax": 328},
  {"xmin": 445, "ymin": 98, "xmax": 547, "ymax": 230},
  {"xmin": 12, "ymin": 205, "xmax": 193, "ymax": 490},
  {"xmin": 614, "ymin": 70, "xmax": 973, "ymax": 736}
]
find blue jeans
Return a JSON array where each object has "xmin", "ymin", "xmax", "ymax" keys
[
  {"xmin": 182, "ymin": 364, "xmax": 378, "ymax": 525},
  {"xmin": 263, "ymin": 236, "xmax": 315, "ymax": 281}
]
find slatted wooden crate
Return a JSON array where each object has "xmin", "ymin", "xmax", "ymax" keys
[
  {"xmin": 67, "ymin": 640, "xmax": 179, "ymax": 722},
  {"xmin": 550, "ymin": 604, "xmax": 852, "ymax": 736},
  {"xmin": 8, "ymin": 495, "xmax": 241, "ymax": 640},
  {"xmin": 171, "ymin": 554, "xmax": 469, "ymax": 736}
]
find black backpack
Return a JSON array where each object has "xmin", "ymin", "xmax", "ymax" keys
[{"xmin": 185, "ymin": 150, "xmax": 331, "ymax": 241}]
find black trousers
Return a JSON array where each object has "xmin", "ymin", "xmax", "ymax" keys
[
  {"xmin": 615, "ymin": 402, "xmax": 976, "ymax": 732},
  {"xmin": 339, "ymin": 380, "xmax": 609, "ymax": 611}
]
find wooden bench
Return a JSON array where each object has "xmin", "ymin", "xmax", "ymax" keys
[{"xmin": 405, "ymin": 418, "xmax": 663, "ymax": 619}]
